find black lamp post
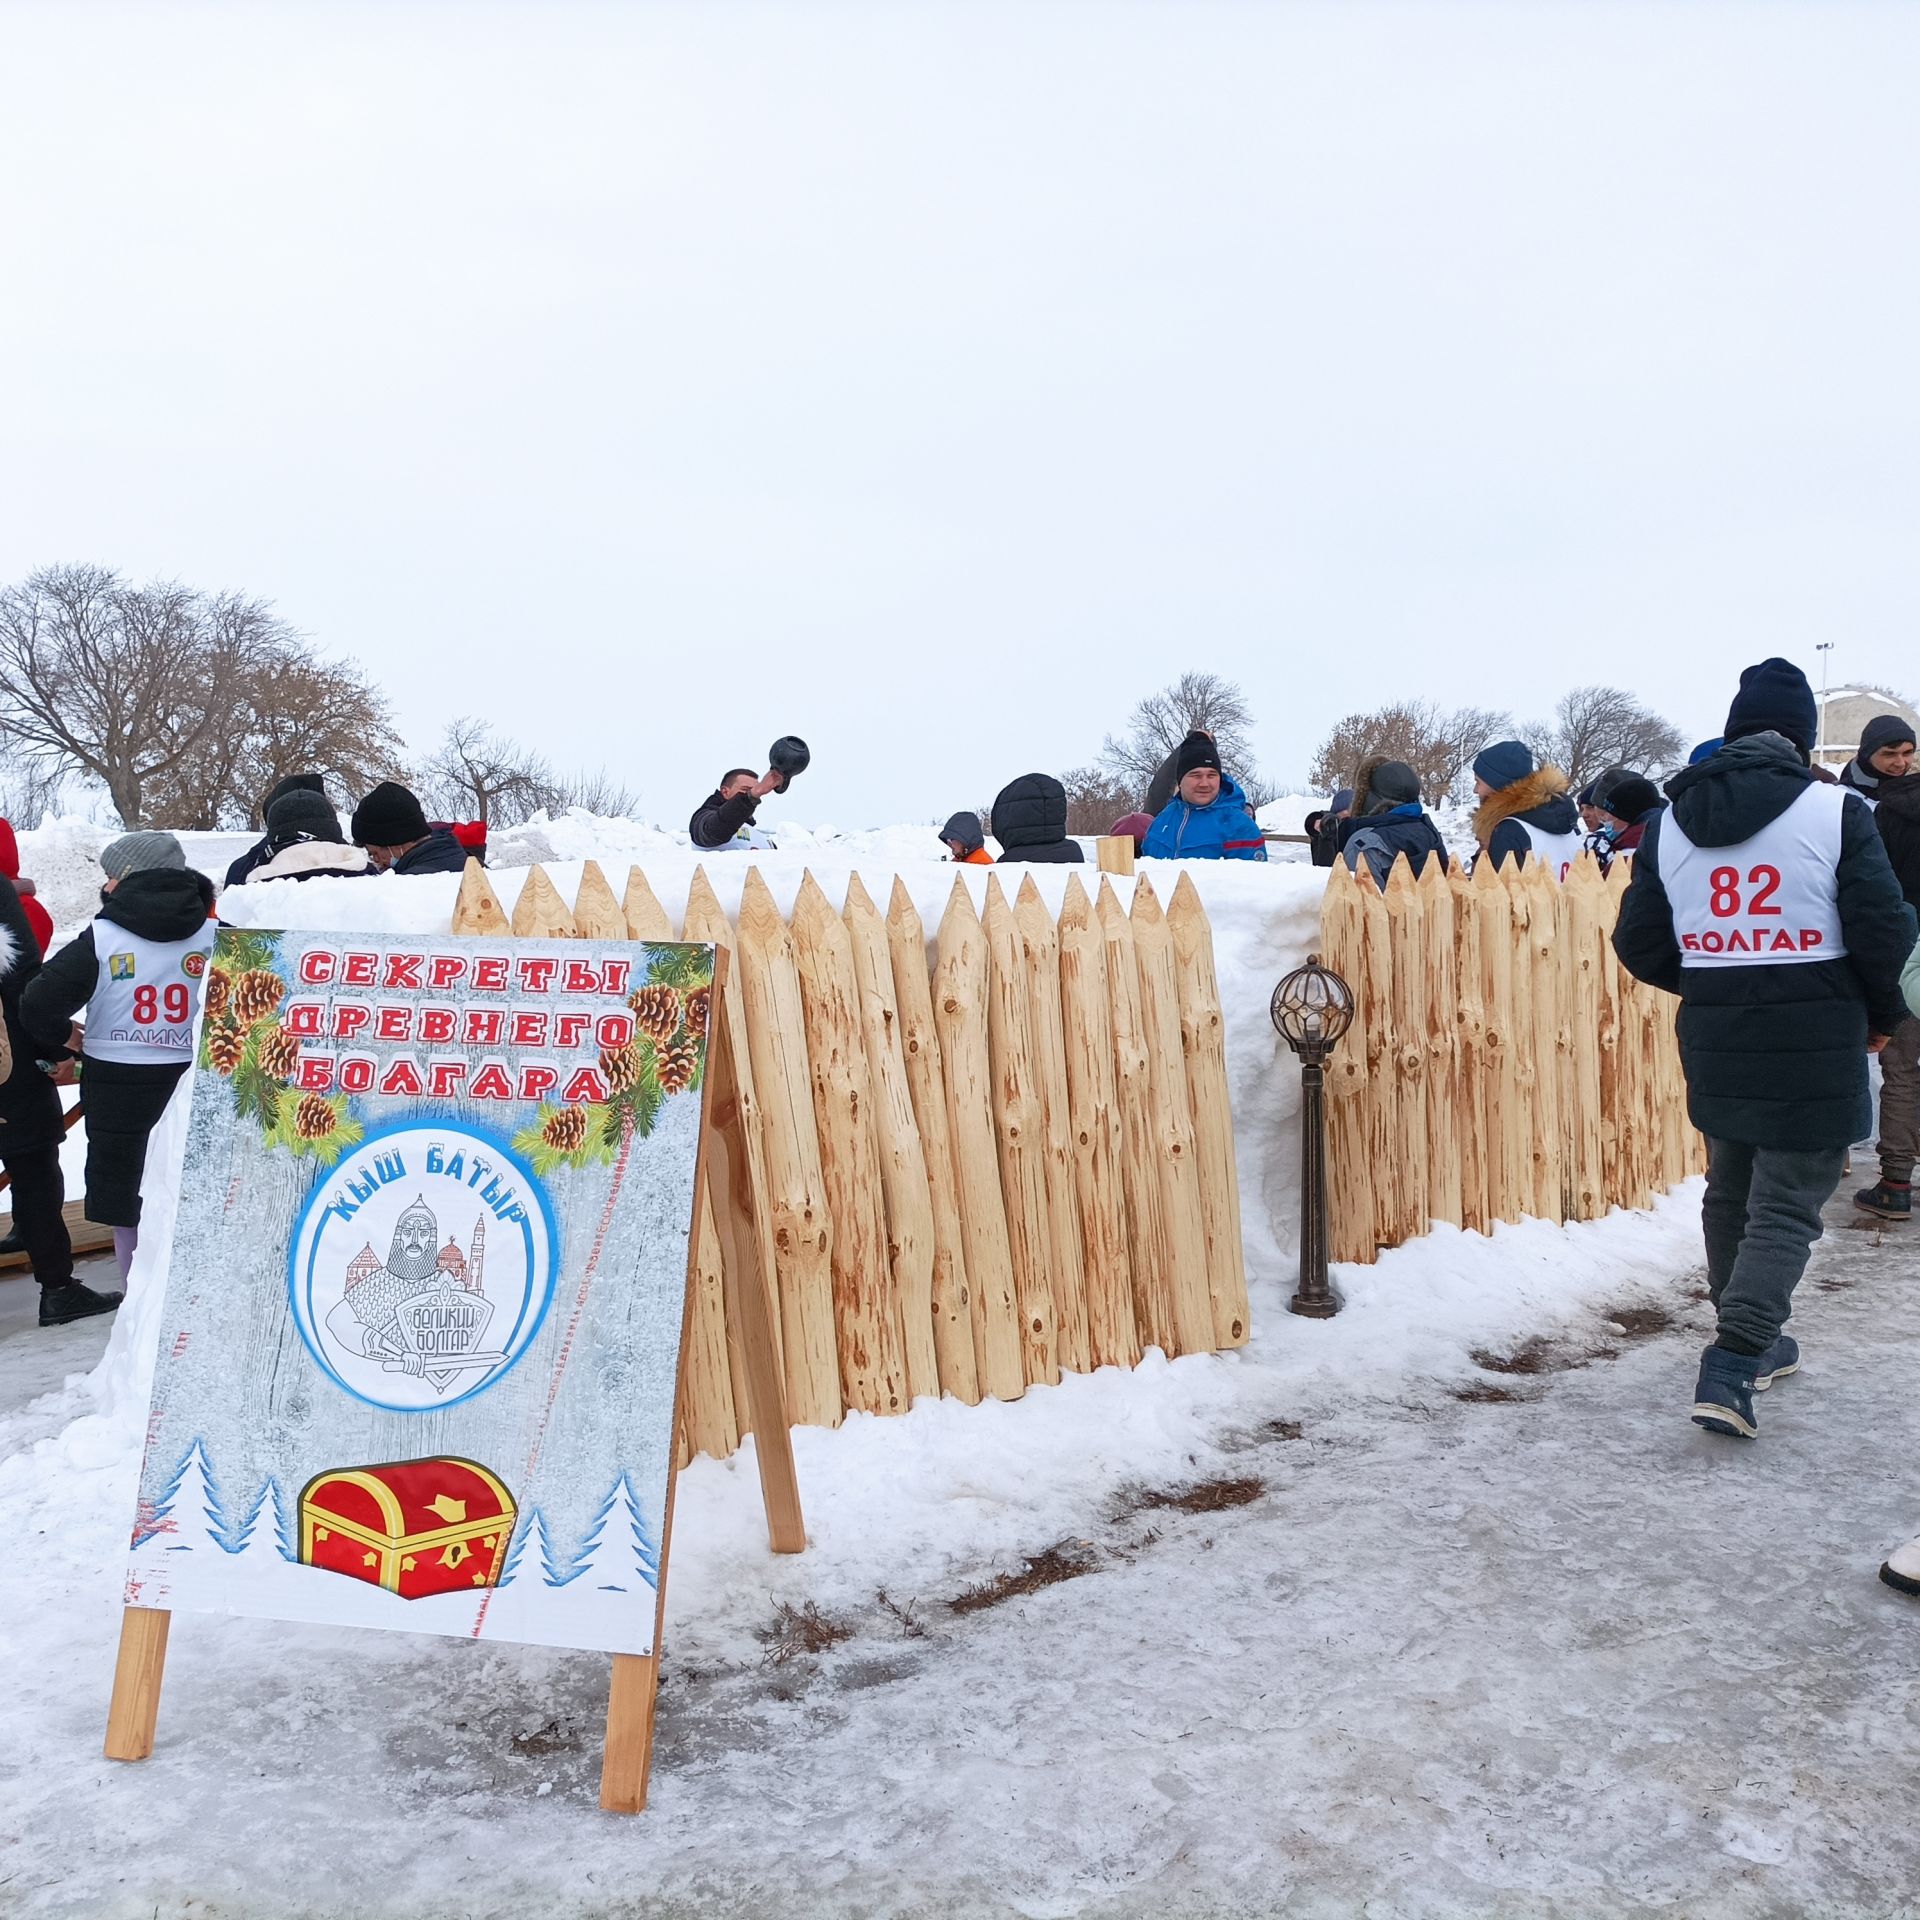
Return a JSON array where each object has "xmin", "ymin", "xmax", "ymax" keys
[{"xmin": 1270, "ymin": 953, "xmax": 1356, "ymax": 1318}]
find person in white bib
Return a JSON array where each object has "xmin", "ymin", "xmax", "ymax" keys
[
  {"xmin": 23, "ymin": 832, "xmax": 216, "ymax": 1285},
  {"xmin": 1469, "ymin": 740, "xmax": 1583, "ymax": 878},
  {"xmin": 1613, "ymin": 658, "xmax": 1916, "ymax": 1442}
]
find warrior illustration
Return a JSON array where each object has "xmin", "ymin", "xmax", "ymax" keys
[{"xmin": 338, "ymin": 1197, "xmax": 442, "ymax": 1371}]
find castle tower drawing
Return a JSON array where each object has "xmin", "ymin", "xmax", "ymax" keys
[{"xmin": 467, "ymin": 1213, "xmax": 486, "ymax": 1295}]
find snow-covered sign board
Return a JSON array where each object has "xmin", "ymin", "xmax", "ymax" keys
[{"xmin": 122, "ymin": 925, "xmax": 716, "ymax": 1657}]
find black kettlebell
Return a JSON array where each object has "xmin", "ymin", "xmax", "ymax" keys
[{"xmin": 769, "ymin": 735, "xmax": 810, "ymax": 787}]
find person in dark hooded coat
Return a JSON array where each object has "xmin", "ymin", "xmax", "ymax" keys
[
  {"xmin": 241, "ymin": 790, "xmax": 373, "ymax": 884},
  {"xmin": 224, "ymin": 773, "xmax": 329, "ymax": 888},
  {"xmin": 1612, "ymin": 658, "xmax": 1915, "ymax": 1440},
  {"xmin": 939, "ymin": 811, "xmax": 993, "ymax": 865},
  {"xmin": 1336, "ymin": 759, "xmax": 1448, "ymax": 885},
  {"xmin": 990, "ymin": 773, "xmax": 1084, "ymax": 864},
  {"xmin": 1304, "ymin": 789, "xmax": 1353, "ymax": 869},
  {"xmin": 1470, "ymin": 741, "xmax": 1582, "ymax": 875}
]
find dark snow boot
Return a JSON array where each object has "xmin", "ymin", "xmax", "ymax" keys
[
  {"xmin": 1752, "ymin": 1333, "xmax": 1800, "ymax": 1391},
  {"xmin": 1854, "ymin": 1180, "xmax": 1911, "ymax": 1221},
  {"xmin": 1882, "ymin": 1538, "xmax": 1920, "ymax": 1597},
  {"xmin": 38, "ymin": 1281, "xmax": 124, "ymax": 1328},
  {"xmin": 1691, "ymin": 1344, "xmax": 1759, "ymax": 1439}
]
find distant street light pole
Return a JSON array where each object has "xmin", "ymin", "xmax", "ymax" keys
[{"xmin": 1816, "ymin": 641, "xmax": 1835, "ymax": 764}]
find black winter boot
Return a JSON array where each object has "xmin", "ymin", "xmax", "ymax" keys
[
  {"xmin": 39, "ymin": 1281, "xmax": 123, "ymax": 1327},
  {"xmin": 1854, "ymin": 1180, "xmax": 1912, "ymax": 1221}
]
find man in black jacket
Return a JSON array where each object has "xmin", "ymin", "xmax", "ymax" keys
[
  {"xmin": 1337, "ymin": 759, "xmax": 1448, "ymax": 885},
  {"xmin": 1613, "ymin": 658, "xmax": 1916, "ymax": 1439},
  {"xmin": 990, "ymin": 773, "xmax": 1084, "ymax": 865},
  {"xmin": 351, "ymin": 783, "xmax": 470, "ymax": 876},
  {"xmin": 689, "ymin": 766, "xmax": 784, "ymax": 851}
]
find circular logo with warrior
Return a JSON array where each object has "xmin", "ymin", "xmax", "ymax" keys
[{"xmin": 288, "ymin": 1121, "xmax": 558, "ymax": 1413}]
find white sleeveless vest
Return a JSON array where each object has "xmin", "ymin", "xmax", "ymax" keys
[
  {"xmin": 1660, "ymin": 782, "xmax": 1848, "ymax": 968},
  {"xmin": 1520, "ymin": 821, "xmax": 1583, "ymax": 881},
  {"xmin": 87, "ymin": 925, "xmax": 216, "ymax": 1063}
]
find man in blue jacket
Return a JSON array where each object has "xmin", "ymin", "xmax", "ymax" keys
[
  {"xmin": 1613, "ymin": 658, "xmax": 1915, "ymax": 1439},
  {"xmin": 1142, "ymin": 732, "xmax": 1268, "ymax": 861}
]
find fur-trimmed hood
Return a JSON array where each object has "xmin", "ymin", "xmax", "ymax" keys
[
  {"xmin": 1472, "ymin": 765, "xmax": 1576, "ymax": 847},
  {"xmin": 0, "ymin": 920, "xmax": 17, "ymax": 980}
]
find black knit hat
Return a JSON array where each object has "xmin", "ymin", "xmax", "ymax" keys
[
  {"xmin": 1369, "ymin": 761, "xmax": 1421, "ymax": 806},
  {"xmin": 1859, "ymin": 714, "xmax": 1917, "ymax": 761},
  {"xmin": 267, "ymin": 789, "xmax": 345, "ymax": 847},
  {"xmin": 1724, "ymin": 658, "xmax": 1817, "ymax": 754},
  {"xmin": 1602, "ymin": 775, "xmax": 1661, "ymax": 824},
  {"xmin": 1174, "ymin": 730, "xmax": 1222, "ymax": 777},
  {"xmin": 259, "ymin": 771, "xmax": 326, "ymax": 826},
  {"xmin": 351, "ymin": 781, "xmax": 430, "ymax": 847}
]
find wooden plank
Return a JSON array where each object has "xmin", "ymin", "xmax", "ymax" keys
[
  {"xmin": 1504, "ymin": 861, "xmax": 1540, "ymax": 1219},
  {"xmin": 1056, "ymin": 875, "xmax": 1142, "ymax": 1365},
  {"xmin": 598, "ymin": 1653, "xmax": 659, "ymax": 1814},
  {"xmin": 1098, "ymin": 878, "xmax": 1179, "ymax": 1352},
  {"xmin": 509, "ymin": 863, "xmax": 576, "ymax": 939},
  {"xmin": 1013, "ymin": 875, "xmax": 1092, "ymax": 1374},
  {"xmin": 1095, "ymin": 836, "xmax": 1137, "ymax": 876},
  {"xmin": 103, "ymin": 1606, "xmax": 171, "ymax": 1762},
  {"xmin": 981, "ymin": 877, "xmax": 1059, "ymax": 1387},
  {"xmin": 680, "ymin": 1181, "xmax": 739, "ymax": 1460},
  {"xmin": 790, "ymin": 874, "xmax": 908, "ymax": 1416},
  {"xmin": 843, "ymin": 875, "xmax": 941, "ymax": 1402},
  {"xmin": 1129, "ymin": 875, "xmax": 1216, "ymax": 1357},
  {"xmin": 1380, "ymin": 857, "xmax": 1430, "ymax": 1244},
  {"xmin": 1417, "ymin": 857, "xmax": 1463, "ymax": 1231},
  {"xmin": 1533, "ymin": 859, "xmax": 1573, "ymax": 1222},
  {"xmin": 572, "ymin": 859, "xmax": 626, "ymax": 940},
  {"xmin": 736, "ymin": 869, "xmax": 842, "ymax": 1427},
  {"xmin": 1355, "ymin": 863, "xmax": 1402, "ymax": 1249},
  {"xmin": 0, "ymin": 1198, "xmax": 112, "ymax": 1269},
  {"xmin": 621, "ymin": 866, "xmax": 676, "ymax": 942},
  {"xmin": 699, "ymin": 968, "xmax": 806, "ymax": 1552},
  {"xmin": 1564, "ymin": 854, "xmax": 1606, "ymax": 1222},
  {"xmin": 1166, "ymin": 872, "xmax": 1251, "ymax": 1345},
  {"xmin": 450, "ymin": 859, "xmax": 509, "ymax": 936},
  {"xmin": 1474, "ymin": 855, "xmax": 1526, "ymax": 1228},
  {"xmin": 1594, "ymin": 859, "xmax": 1628, "ymax": 1211},
  {"xmin": 934, "ymin": 878, "xmax": 1026, "ymax": 1400},
  {"xmin": 885, "ymin": 880, "xmax": 980, "ymax": 1404},
  {"xmin": 1320, "ymin": 864, "xmax": 1378, "ymax": 1265},
  {"xmin": 1447, "ymin": 859, "xmax": 1489, "ymax": 1238}
]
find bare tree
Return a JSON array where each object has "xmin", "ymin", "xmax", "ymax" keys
[
  {"xmin": 1060, "ymin": 763, "xmax": 1140, "ymax": 837},
  {"xmin": 1309, "ymin": 701, "xmax": 1514, "ymax": 803},
  {"xmin": 556, "ymin": 766, "xmax": 641, "ymax": 819},
  {"xmin": 1096, "ymin": 671, "xmax": 1274, "ymax": 807},
  {"xmin": 1523, "ymin": 686, "xmax": 1687, "ymax": 791},
  {"xmin": 418, "ymin": 719, "xmax": 561, "ymax": 827}
]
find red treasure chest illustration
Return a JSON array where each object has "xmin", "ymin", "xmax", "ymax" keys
[{"xmin": 298, "ymin": 1457, "xmax": 517, "ymax": 1600}]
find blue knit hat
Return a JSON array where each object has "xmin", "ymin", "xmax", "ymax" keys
[
  {"xmin": 1473, "ymin": 740, "xmax": 1535, "ymax": 790},
  {"xmin": 1688, "ymin": 737, "xmax": 1724, "ymax": 765},
  {"xmin": 1724, "ymin": 658, "xmax": 1817, "ymax": 754}
]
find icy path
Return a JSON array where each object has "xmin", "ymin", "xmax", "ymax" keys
[{"xmin": 5, "ymin": 1196, "xmax": 1919, "ymax": 1918}]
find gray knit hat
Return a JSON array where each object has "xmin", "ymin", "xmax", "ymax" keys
[{"xmin": 101, "ymin": 831, "xmax": 186, "ymax": 880}]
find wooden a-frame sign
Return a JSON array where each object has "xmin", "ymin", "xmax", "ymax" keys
[{"xmin": 103, "ymin": 945, "xmax": 803, "ymax": 1815}]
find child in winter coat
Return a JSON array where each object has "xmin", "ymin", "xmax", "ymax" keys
[
  {"xmin": 23, "ymin": 832, "xmax": 216, "ymax": 1285},
  {"xmin": 1142, "ymin": 733, "xmax": 1268, "ymax": 861},
  {"xmin": 939, "ymin": 811, "xmax": 994, "ymax": 865},
  {"xmin": 0, "ymin": 875, "xmax": 117, "ymax": 1326}
]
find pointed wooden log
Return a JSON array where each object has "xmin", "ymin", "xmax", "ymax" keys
[
  {"xmin": 1416, "ymin": 857, "xmax": 1463, "ymax": 1232},
  {"xmin": 1013, "ymin": 876, "xmax": 1092, "ymax": 1373},
  {"xmin": 1356, "ymin": 862, "xmax": 1401, "ymax": 1249},
  {"xmin": 511, "ymin": 863, "xmax": 576, "ymax": 939},
  {"xmin": 934, "ymin": 879, "xmax": 1025, "ymax": 1399},
  {"xmin": 1320, "ymin": 864, "xmax": 1378, "ymax": 1264},
  {"xmin": 1057, "ymin": 875, "xmax": 1142, "ymax": 1364},
  {"xmin": 1380, "ymin": 857, "xmax": 1430, "ymax": 1244},
  {"xmin": 1595, "ymin": 859, "xmax": 1629, "ymax": 1211},
  {"xmin": 680, "ymin": 1181, "xmax": 740, "ymax": 1458},
  {"xmin": 622, "ymin": 866, "xmax": 676, "ymax": 942},
  {"xmin": 981, "ymin": 877, "xmax": 1059, "ymax": 1387},
  {"xmin": 1563, "ymin": 854, "xmax": 1606, "ymax": 1222},
  {"xmin": 1447, "ymin": 859, "xmax": 1489, "ymax": 1237},
  {"xmin": 1525, "ymin": 859, "xmax": 1570, "ymax": 1222},
  {"xmin": 790, "ymin": 874, "xmax": 907, "ymax": 1416},
  {"xmin": 1098, "ymin": 878, "xmax": 1178, "ymax": 1351},
  {"xmin": 736, "ymin": 869, "xmax": 841, "ymax": 1427},
  {"xmin": 1473, "ymin": 855, "xmax": 1526, "ymax": 1227},
  {"xmin": 1502, "ymin": 860, "xmax": 1540, "ymax": 1218},
  {"xmin": 843, "ymin": 876, "xmax": 941, "ymax": 1402},
  {"xmin": 1129, "ymin": 875, "xmax": 1216, "ymax": 1357},
  {"xmin": 683, "ymin": 866, "xmax": 782, "ymax": 1427},
  {"xmin": 886, "ymin": 880, "xmax": 979, "ymax": 1403},
  {"xmin": 1166, "ymin": 873, "xmax": 1251, "ymax": 1344},
  {"xmin": 572, "ymin": 859, "xmax": 625, "ymax": 940},
  {"xmin": 451, "ymin": 858, "xmax": 509, "ymax": 936}
]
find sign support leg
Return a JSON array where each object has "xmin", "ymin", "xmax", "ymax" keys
[
  {"xmin": 104, "ymin": 1606, "xmax": 171, "ymax": 1761},
  {"xmin": 599, "ymin": 1651, "xmax": 660, "ymax": 1813}
]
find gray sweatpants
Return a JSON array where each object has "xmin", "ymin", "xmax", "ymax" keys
[
  {"xmin": 1877, "ymin": 1014, "xmax": 1920, "ymax": 1185},
  {"xmin": 1702, "ymin": 1137, "xmax": 1848, "ymax": 1356}
]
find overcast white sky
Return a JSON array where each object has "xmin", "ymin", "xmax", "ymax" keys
[{"xmin": 4, "ymin": 2, "xmax": 1917, "ymax": 828}]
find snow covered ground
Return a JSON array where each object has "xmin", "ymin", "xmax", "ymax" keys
[{"xmin": 7, "ymin": 815, "xmax": 1913, "ymax": 1915}]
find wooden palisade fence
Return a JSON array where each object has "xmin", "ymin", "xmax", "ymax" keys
[
  {"xmin": 1319, "ymin": 850, "xmax": 1704, "ymax": 1265},
  {"xmin": 453, "ymin": 859, "xmax": 1250, "ymax": 1462}
]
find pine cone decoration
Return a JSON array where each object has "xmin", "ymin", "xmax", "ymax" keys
[
  {"xmin": 627, "ymin": 984, "xmax": 682, "ymax": 1042},
  {"xmin": 293, "ymin": 1093, "xmax": 337, "ymax": 1141},
  {"xmin": 204, "ymin": 1020, "xmax": 245, "ymax": 1076},
  {"xmin": 542, "ymin": 1104, "xmax": 590, "ymax": 1153},
  {"xmin": 204, "ymin": 968, "xmax": 232, "ymax": 1020},
  {"xmin": 256, "ymin": 1024, "xmax": 300, "ymax": 1082},
  {"xmin": 233, "ymin": 969, "xmax": 286, "ymax": 1023},
  {"xmin": 685, "ymin": 985, "xmax": 711, "ymax": 1038},
  {"xmin": 600, "ymin": 1043, "xmax": 643, "ymax": 1096},
  {"xmin": 657, "ymin": 1036, "xmax": 699, "ymax": 1094}
]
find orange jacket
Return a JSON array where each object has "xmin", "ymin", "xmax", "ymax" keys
[{"xmin": 956, "ymin": 847, "xmax": 993, "ymax": 866}]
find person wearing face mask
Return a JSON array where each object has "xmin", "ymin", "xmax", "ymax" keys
[{"xmin": 1141, "ymin": 732, "xmax": 1268, "ymax": 861}]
